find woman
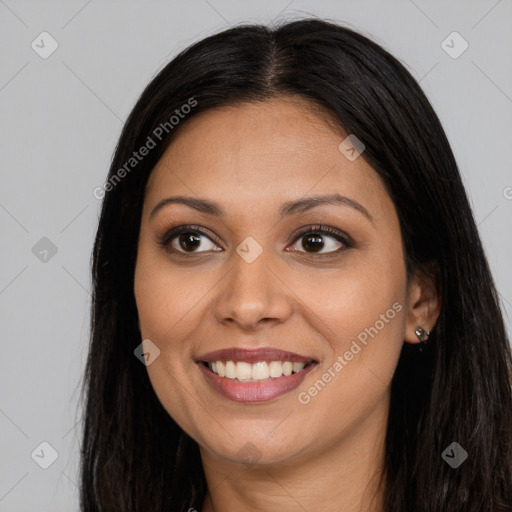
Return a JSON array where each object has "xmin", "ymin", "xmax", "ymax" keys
[{"xmin": 80, "ymin": 18, "xmax": 512, "ymax": 511}]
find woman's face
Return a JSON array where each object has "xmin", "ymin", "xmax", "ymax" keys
[{"xmin": 134, "ymin": 97, "xmax": 412, "ymax": 467}]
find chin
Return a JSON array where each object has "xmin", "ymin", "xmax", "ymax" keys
[{"xmin": 200, "ymin": 427, "xmax": 310, "ymax": 467}]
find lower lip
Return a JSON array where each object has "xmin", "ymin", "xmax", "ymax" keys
[{"xmin": 197, "ymin": 362, "xmax": 316, "ymax": 403}]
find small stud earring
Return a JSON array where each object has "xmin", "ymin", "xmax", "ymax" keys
[
  {"xmin": 415, "ymin": 326, "xmax": 430, "ymax": 352},
  {"xmin": 415, "ymin": 327, "xmax": 430, "ymax": 342}
]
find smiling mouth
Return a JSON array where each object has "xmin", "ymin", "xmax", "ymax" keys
[
  {"xmin": 195, "ymin": 347, "xmax": 319, "ymax": 402},
  {"xmin": 200, "ymin": 360, "xmax": 317, "ymax": 382}
]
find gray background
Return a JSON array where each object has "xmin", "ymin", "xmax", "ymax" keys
[{"xmin": 1, "ymin": 0, "xmax": 511, "ymax": 510}]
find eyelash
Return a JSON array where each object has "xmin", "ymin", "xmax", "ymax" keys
[{"xmin": 157, "ymin": 223, "xmax": 353, "ymax": 256}]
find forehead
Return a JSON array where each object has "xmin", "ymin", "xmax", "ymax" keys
[{"xmin": 144, "ymin": 98, "xmax": 391, "ymax": 220}]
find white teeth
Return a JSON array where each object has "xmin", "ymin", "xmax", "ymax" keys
[
  {"xmin": 252, "ymin": 361, "xmax": 269, "ymax": 380},
  {"xmin": 293, "ymin": 362, "xmax": 305, "ymax": 373},
  {"xmin": 207, "ymin": 360, "xmax": 310, "ymax": 380},
  {"xmin": 236, "ymin": 361, "xmax": 252, "ymax": 380},
  {"xmin": 225, "ymin": 361, "xmax": 237, "ymax": 379},
  {"xmin": 269, "ymin": 361, "xmax": 282, "ymax": 378}
]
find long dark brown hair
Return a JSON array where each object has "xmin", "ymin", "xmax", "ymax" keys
[{"xmin": 79, "ymin": 18, "xmax": 512, "ymax": 511}]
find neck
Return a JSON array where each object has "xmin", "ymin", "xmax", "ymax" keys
[{"xmin": 199, "ymin": 395, "xmax": 388, "ymax": 512}]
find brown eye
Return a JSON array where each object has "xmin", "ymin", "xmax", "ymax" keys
[
  {"xmin": 301, "ymin": 234, "xmax": 325, "ymax": 252},
  {"xmin": 159, "ymin": 226, "xmax": 222, "ymax": 254},
  {"xmin": 176, "ymin": 233, "xmax": 201, "ymax": 251},
  {"xmin": 288, "ymin": 225, "xmax": 351, "ymax": 255}
]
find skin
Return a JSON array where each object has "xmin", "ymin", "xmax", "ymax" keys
[{"xmin": 134, "ymin": 97, "xmax": 441, "ymax": 512}]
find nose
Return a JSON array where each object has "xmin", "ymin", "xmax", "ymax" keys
[{"xmin": 213, "ymin": 249, "xmax": 293, "ymax": 331}]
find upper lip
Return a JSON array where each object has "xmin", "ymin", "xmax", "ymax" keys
[{"xmin": 196, "ymin": 347, "xmax": 317, "ymax": 364}]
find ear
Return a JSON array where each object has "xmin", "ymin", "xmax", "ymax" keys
[{"xmin": 404, "ymin": 261, "xmax": 442, "ymax": 344}]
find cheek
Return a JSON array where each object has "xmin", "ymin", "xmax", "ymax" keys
[
  {"xmin": 294, "ymin": 246, "xmax": 406, "ymax": 347},
  {"xmin": 133, "ymin": 250, "xmax": 209, "ymax": 436},
  {"xmin": 133, "ymin": 248, "xmax": 197, "ymax": 393},
  {"xmin": 299, "ymin": 278, "xmax": 405, "ymax": 398},
  {"xmin": 291, "ymin": 245, "xmax": 407, "ymax": 425},
  {"xmin": 134, "ymin": 244, "xmax": 206, "ymax": 341}
]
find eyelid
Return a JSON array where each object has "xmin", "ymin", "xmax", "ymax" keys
[
  {"xmin": 287, "ymin": 224, "xmax": 353, "ymax": 253},
  {"xmin": 158, "ymin": 223, "xmax": 353, "ymax": 255},
  {"xmin": 288, "ymin": 224, "xmax": 353, "ymax": 245},
  {"xmin": 157, "ymin": 224, "xmax": 224, "ymax": 251}
]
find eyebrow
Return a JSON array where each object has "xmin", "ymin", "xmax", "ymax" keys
[
  {"xmin": 149, "ymin": 193, "xmax": 373, "ymax": 224},
  {"xmin": 279, "ymin": 194, "xmax": 373, "ymax": 223}
]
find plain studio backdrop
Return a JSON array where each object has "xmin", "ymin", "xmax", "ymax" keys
[{"xmin": 0, "ymin": 1, "xmax": 511, "ymax": 510}]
